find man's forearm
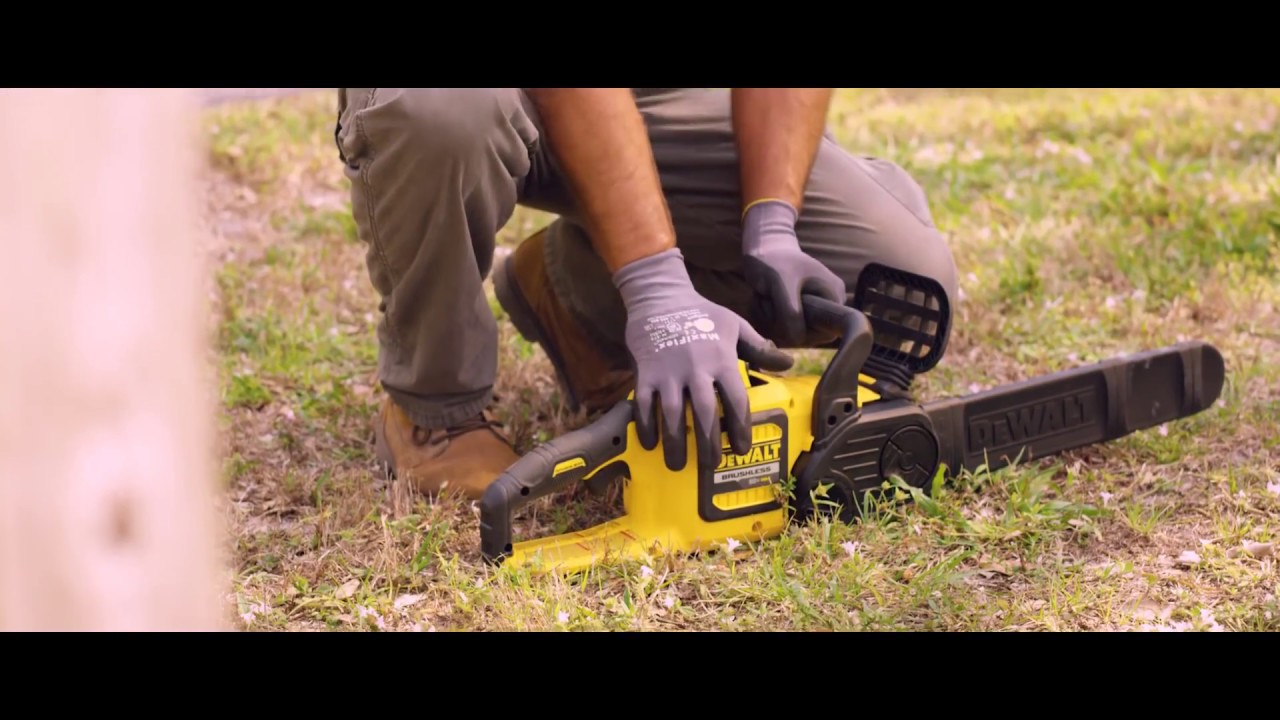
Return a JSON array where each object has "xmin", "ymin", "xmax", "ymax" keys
[
  {"xmin": 525, "ymin": 88, "xmax": 674, "ymax": 273},
  {"xmin": 731, "ymin": 88, "xmax": 834, "ymax": 212}
]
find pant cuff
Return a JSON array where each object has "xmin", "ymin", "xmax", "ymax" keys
[{"xmin": 383, "ymin": 385, "xmax": 493, "ymax": 429}]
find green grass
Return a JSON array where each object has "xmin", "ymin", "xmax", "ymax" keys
[{"xmin": 205, "ymin": 89, "xmax": 1280, "ymax": 631}]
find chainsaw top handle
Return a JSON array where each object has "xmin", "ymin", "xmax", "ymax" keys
[{"xmin": 799, "ymin": 294, "xmax": 874, "ymax": 445}]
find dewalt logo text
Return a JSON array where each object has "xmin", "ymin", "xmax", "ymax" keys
[
  {"xmin": 967, "ymin": 390, "xmax": 1098, "ymax": 453},
  {"xmin": 716, "ymin": 440, "xmax": 782, "ymax": 470},
  {"xmin": 707, "ymin": 415, "xmax": 788, "ymax": 491}
]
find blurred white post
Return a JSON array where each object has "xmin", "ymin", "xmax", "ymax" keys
[{"xmin": 0, "ymin": 88, "xmax": 226, "ymax": 631}]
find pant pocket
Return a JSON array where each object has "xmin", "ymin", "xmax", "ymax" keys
[{"xmin": 334, "ymin": 88, "xmax": 377, "ymax": 170}]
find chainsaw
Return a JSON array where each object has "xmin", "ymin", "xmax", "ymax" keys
[{"xmin": 479, "ymin": 264, "xmax": 1225, "ymax": 574}]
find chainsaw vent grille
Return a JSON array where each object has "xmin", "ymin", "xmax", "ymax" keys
[{"xmin": 853, "ymin": 263, "xmax": 951, "ymax": 376}]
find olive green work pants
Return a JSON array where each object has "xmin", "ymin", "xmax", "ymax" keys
[{"xmin": 334, "ymin": 88, "xmax": 958, "ymax": 430}]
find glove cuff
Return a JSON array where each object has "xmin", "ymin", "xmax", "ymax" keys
[
  {"xmin": 612, "ymin": 247, "xmax": 694, "ymax": 308},
  {"xmin": 742, "ymin": 198, "xmax": 800, "ymax": 255},
  {"xmin": 742, "ymin": 197, "xmax": 797, "ymax": 220}
]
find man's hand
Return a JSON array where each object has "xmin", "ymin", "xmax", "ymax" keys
[
  {"xmin": 526, "ymin": 88, "xmax": 793, "ymax": 472},
  {"xmin": 732, "ymin": 88, "xmax": 844, "ymax": 345},
  {"xmin": 615, "ymin": 248, "xmax": 793, "ymax": 471},
  {"xmin": 742, "ymin": 199, "xmax": 845, "ymax": 346}
]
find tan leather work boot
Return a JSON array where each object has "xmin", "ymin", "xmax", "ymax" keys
[
  {"xmin": 493, "ymin": 227, "xmax": 634, "ymax": 414},
  {"xmin": 372, "ymin": 396, "xmax": 519, "ymax": 500}
]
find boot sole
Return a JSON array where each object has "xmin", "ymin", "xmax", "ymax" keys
[{"xmin": 493, "ymin": 252, "xmax": 582, "ymax": 413}]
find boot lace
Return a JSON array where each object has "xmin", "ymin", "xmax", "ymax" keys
[{"xmin": 411, "ymin": 414, "xmax": 505, "ymax": 444}]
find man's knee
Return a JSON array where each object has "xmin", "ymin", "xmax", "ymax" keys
[
  {"xmin": 803, "ymin": 146, "xmax": 958, "ymax": 307},
  {"xmin": 799, "ymin": 143, "xmax": 959, "ymax": 371},
  {"xmin": 866, "ymin": 223, "xmax": 959, "ymax": 311},
  {"xmin": 336, "ymin": 88, "xmax": 535, "ymax": 176}
]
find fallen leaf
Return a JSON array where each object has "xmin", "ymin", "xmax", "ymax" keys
[
  {"xmin": 1131, "ymin": 598, "xmax": 1174, "ymax": 622},
  {"xmin": 1198, "ymin": 608, "xmax": 1225, "ymax": 632},
  {"xmin": 1228, "ymin": 542, "xmax": 1274, "ymax": 559},
  {"xmin": 978, "ymin": 554, "xmax": 1013, "ymax": 575},
  {"xmin": 394, "ymin": 594, "xmax": 424, "ymax": 610},
  {"xmin": 1176, "ymin": 550, "xmax": 1202, "ymax": 566},
  {"xmin": 336, "ymin": 578, "xmax": 360, "ymax": 599}
]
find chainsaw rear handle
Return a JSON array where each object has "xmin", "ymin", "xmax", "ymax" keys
[
  {"xmin": 800, "ymin": 294, "xmax": 874, "ymax": 444},
  {"xmin": 479, "ymin": 400, "xmax": 633, "ymax": 565}
]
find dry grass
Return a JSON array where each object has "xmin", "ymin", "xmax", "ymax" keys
[{"xmin": 204, "ymin": 89, "xmax": 1280, "ymax": 631}]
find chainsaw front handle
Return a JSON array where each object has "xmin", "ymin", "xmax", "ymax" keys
[
  {"xmin": 479, "ymin": 400, "xmax": 633, "ymax": 565},
  {"xmin": 800, "ymin": 294, "xmax": 874, "ymax": 444}
]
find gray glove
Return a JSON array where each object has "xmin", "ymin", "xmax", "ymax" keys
[
  {"xmin": 742, "ymin": 199, "xmax": 846, "ymax": 347},
  {"xmin": 613, "ymin": 247, "xmax": 794, "ymax": 472}
]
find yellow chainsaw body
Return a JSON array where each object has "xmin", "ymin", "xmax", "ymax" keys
[{"xmin": 506, "ymin": 362, "xmax": 881, "ymax": 574}]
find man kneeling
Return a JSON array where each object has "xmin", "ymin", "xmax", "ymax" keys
[{"xmin": 333, "ymin": 88, "xmax": 958, "ymax": 498}]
